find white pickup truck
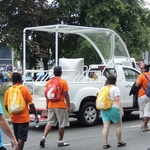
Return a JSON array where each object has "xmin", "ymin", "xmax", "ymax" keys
[{"xmin": 22, "ymin": 25, "xmax": 140, "ymax": 126}]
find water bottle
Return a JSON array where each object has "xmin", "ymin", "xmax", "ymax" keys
[{"xmin": 34, "ymin": 118, "xmax": 39, "ymax": 128}]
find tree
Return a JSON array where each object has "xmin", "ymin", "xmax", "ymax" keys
[
  {"xmin": 52, "ymin": 0, "xmax": 150, "ymax": 61},
  {"xmin": 0, "ymin": 0, "xmax": 58, "ymax": 69},
  {"xmin": 0, "ymin": 0, "xmax": 150, "ymax": 69}
]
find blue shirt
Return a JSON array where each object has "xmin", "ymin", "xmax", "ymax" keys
[{"xmin": 0, "ymin": 103, "xmax": 4, "ymax": 147}]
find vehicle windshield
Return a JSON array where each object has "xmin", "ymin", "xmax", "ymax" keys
[{"xmin": 23, "ymin": 25, "xmax": 132, "ymax": 71}]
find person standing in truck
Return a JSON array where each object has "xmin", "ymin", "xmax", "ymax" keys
[
  {"xmin": 39, "ymin": 66, "xmax": 72, "ymax": 148},
  {"xmin": 136, "ymin": 64, "xmax": 150, "ymax": 132},
  {"xmin": 101, "ymin": 75, "xmax": 126, "ymax": 149}
]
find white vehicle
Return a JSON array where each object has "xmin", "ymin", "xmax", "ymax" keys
[{"xmin": 22, "ymin": 25, "xmax": 140, "ymax": 126}]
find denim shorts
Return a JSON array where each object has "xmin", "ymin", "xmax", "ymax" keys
[{"xmin": 101, "ymin": 107, "xmax": 122, "ymax": 123}]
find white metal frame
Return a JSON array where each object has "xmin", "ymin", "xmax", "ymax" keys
[{"xmin": 23, "ymin": 24, "xmax": 131, "ymax": 73}]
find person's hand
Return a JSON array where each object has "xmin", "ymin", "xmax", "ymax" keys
[
  {"xmin": 11, "ymin": 137, "xmax": 18, "ymax": 150},
  {"xmin": 121, "ymin": 110, "xmax": 124, "ymax": 117},
  {"xmin": 68, "ymin": 107, "xmax": 73, "ymax": 113},
  {"xmin": 35, "ymin": 116, "xmax": 39, "ymax": 123}
]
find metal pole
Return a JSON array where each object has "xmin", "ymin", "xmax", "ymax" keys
[
  {"xmin": 11, "ymin": 48, "xmax": 14, "ymax": 72},
  {"xmin": 55, "ymin": 25, "xmax": 59, "ymax": 66},
  {"xmin": 23, "ymin": 29, "xmax": 26, "ymax": 74},
  {"xmin": 55, "ymin": 31, "xmax": 58, "ymax": 66}
]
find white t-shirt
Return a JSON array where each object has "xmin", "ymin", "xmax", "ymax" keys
[{"xmin": 109, "ymin": 86, "xmax": 120, "ymax": 108}]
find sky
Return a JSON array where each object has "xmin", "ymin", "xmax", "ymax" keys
[
  {"xmin": 48, "ymin": 0, "xmax": 53, "ymax": 4},
  {"xmin": 145, "ymin": 0, "xmax": 150, "ymax": 8}
]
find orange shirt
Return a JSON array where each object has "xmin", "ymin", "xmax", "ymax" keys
[
  {"xmin": 46, "ymin": 77, "xmax": 69, "ymax": 109},
  {"xmin": 4, "ymin": 83, "xmax": 33, "ymax": 123},
  {"xmin": 136, "ymin": 72, "xmax": 150, "ymax": 97}
]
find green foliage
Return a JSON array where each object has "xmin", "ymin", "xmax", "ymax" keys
[
  {"xmin": 55, "ymin": 0, "xmax": 150, "ymax": 60},
  {"xmin": 0, "ymin": 0, "xmax": 150, "ymax": 67},
  {"xmin": 0, "ymin": 86, "xmax": 10, "ymax": 96},
  {"xmin": 0, "ymin": 0, "xmax": 58, "ymax": 69},
  {"xmin": 0, "ymin": 87, "xmax": 10, "ymax": 118}
]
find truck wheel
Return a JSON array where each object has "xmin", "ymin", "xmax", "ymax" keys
[{"xmin": 78, "ymin": 102, "xmax": 99, "ymax": 127}]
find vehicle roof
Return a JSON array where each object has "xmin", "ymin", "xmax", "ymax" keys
[
  {"xmin": 24, "ymin": 24, "xmax": 113, "ymax": 34},
  {"xmin": 23, "ymin": 24, "xmax": 132, "ymax": 72}
]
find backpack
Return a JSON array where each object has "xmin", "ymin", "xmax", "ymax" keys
[
  {"xmin": 45, "ymin": 77, "xmax": 61, "ymax": 102},
  {"xmin": 8, "ymin": 85, "xmax": 26, "ymax": 114},
  {"xmin": 142, "ymin": 74, "xmax": 150, "ymax": 97},
  {"xmin": 96, "ymin": 85, "xmax": 113, "ymax": 110}
]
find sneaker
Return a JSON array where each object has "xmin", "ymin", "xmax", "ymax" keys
[
  {"xmin": 40, "ymin": 138, "xmax": 45, "ymax": 148},
  {"xmin": 58, "ymin": 142, "xmax": 70, "ymax": 147}
]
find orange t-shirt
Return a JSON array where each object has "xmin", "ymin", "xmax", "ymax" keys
[
  {"xmin": 136, "ymin": 72, "xmax": 150, "ymax": 97},
  {"xmin": 4, "ymin": 83, "xmax": 33, "ymax": 123},
  {"xmin": 46, "ymin": 77, "xmax": 69, "ymax": 109}
]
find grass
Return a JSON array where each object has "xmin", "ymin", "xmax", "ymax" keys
[{"xmin": 0, "ymin": 86, "xmax": 10, "ymax": 118}]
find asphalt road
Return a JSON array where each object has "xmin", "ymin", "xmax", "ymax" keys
[{"xmin": 2, "ymin": 111, "xmax": 150, "ymax": 150}]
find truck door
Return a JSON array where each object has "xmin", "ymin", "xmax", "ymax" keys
[
  {"xmin": 102, "ymin": 66, "xmax": 140, "ymax": 107},
  {"xmin": 122, "ymin": 67, "xmax": 140, "ymax": 107},
  {"xmin": 102, "ymin": 67, "xmax": 127, "ymax": 106}
]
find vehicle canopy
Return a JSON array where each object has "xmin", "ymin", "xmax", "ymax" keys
[{"xmin": 23, "ymin": 24, "xmax": 132, "ymax": 72}]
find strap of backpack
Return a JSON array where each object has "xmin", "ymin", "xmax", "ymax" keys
[
  {"xmin": 142, "ymin": 74, "xmax": 149, "ymax": 80},
  {"xmin": 142, "ymin": 73, "xmax": 150, "ymax": 90}
]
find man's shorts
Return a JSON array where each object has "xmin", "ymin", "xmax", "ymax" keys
[
  {"xmin": 13, "ymin": 122, "xmax": 29, "ymax": 141},
  {"xmin": 47, "ymin": 108, "xmax": 69, "ymax": 128},
  {"xmin": 101, "ymin": 107, "xmax": 122, "ymax": 123},
  {"xmin": 138, "ymin": 94, "xmax": 150, "ymax": 118}
]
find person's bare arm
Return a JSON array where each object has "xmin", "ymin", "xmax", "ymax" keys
[
  {"xmin": 29, "ymin": 103, "xmax": 39, "ymax": 122},
  {"xmin": 115, "ymin": 96, "xmax": 124, "ymax": 117},
  {"xmin": 0, "ymin": 114, "xmax": 18, "ymax": 150},
  {"xmin": 136, "ymin": 82, "xmax": 141, "ymax": 88},
  {"xmin": 64, "ymin": 91, "xmax": 72, "ymax": 113}
]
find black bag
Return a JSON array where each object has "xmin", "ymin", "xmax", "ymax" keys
[{"xmin": 129, "ymin": 82, "xmax": 140, "ymax": 108}]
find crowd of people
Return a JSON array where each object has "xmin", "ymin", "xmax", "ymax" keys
[{"xmin": 0, "ymin": 65, "xmax": 11, "ymax": 86}]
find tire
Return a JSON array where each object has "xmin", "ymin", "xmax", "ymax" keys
[{"xmin": 78, "ymin": 101, "xmax": 99, "ymax": 127}]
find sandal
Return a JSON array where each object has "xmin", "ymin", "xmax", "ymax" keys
[
  {"xmin": 117, "ymin": 141, "xmax": 126, "ymax": 147},
  {"xmin": 58, "ymin": 142, "xmax": 70, "ymax": 147},
  {"xmin": 103, "ymin": 144, "xmax": 111, "ymax": 149}
]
